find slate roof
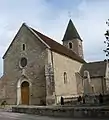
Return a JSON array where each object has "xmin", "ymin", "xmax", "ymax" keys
[
  {"xmin": 62, "ymin": 19, "xmax": 82, "ymax": 41},
  {"xmin": 80, "ymin": 61, "xmax": 107, "ymax": 78},
  {"xmin": 30, "ymin": 28, "xmax": 85, "ymax": 63}
]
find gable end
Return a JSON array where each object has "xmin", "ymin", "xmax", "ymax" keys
[{"xmin": 3, "ymin": 23, "xmax": 50, "ymax": 59}]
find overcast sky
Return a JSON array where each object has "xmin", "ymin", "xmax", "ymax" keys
[{"xmin": 0, "ymin": 0, "xmax": 108, "ymax": 76}]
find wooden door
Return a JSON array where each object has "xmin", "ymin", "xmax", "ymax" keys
[{"xmin": 21, "ymin": 81, "xmax": 29, "ymax": 105}]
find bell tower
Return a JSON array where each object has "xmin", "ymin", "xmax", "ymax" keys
[{"xmin": 62, "ymin": 19, "xmax": 84, "ymax": 59}]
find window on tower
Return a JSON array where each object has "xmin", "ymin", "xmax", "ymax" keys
[
  {"xmin": 23, "ymin": 44, "xmax": 26, "ymax": 51},
  {"xmin": 64, "ymin": 72, "xmax": 67, "ymax": 84},
  {"xmin": 69, "ymin": 42, "xmax": 73, "ymax": 49}
]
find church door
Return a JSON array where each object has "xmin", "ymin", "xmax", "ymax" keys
[{"xmin": 21, "ymin": 81, "xmax": 29, "ymax": 105}]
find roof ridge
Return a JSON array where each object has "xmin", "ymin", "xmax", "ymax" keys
[
  {"xmin": 31, "ymin": 28, "xmax": 69, "ymax": 49},
  {"xmin": 88, "ymin": 60, "xmax": 105, "ymax": 64},
  {"xmin": 31, "ymin": 27, "xmax": 67, "ymax": 48},
  {"xmin": 29, "ymin": 27, "xmax": 50, "ymax": 48},
  {"xmin": 30, "ymin": 27, "xmax": 55, "ymax": 41},
  {"xmin": 31, "ymin": 27, "xmax": 85, "ymax": 63},
  {"xmin": 31, "ymin": 28, "xmax": 79, "ymax": 52}
]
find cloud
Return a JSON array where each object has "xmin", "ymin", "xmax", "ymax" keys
[{"xmin": 74, "ymin": 0, "xmax": 108, "ymax": 61}]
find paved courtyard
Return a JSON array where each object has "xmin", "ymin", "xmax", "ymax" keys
[
  {"xmin": 0, "ymin": 111, "xmax": 108, "ymax": 120},
  {"xmin": 0, "ymin": 112, "xmax": 71, "ymax": 120}
]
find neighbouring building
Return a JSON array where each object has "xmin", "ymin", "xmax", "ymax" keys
[{"xmin": 0, "ymin": 19, "xmax": 109, "ymax": 105}]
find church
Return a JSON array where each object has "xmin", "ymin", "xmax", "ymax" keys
[{"xmin": 0, "ymin": 19, "xmax": 109, "ymax": 105}]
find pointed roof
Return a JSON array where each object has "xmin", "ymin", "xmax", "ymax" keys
[{"xmin": 62, "ymin": 19, "xmax": 82, "ymax": 41}]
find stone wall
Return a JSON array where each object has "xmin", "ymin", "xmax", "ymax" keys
[
  {"xmin": 2, "ymin": 24, "xmax": 48, "ymax": 105},
  {"xmin": 45, "ymin": 63, "xmax": 55, "ymax": 105},
  {"xmin": 12, "ymin": 106, "xmax": 109, "ymax": 118},
  {"xmin": 90, "ymin": 77, "xmax": 103, "ymax": 94},
  {"xmin": 63, "ymin": 39, "xmax": 84, "ymax": 59},
  {"xmin": 75, "ymin": 72, "xmax": 83, "ymax": 95},
  {"xmin": 52, "ymin": 51, "xmax": 83, "ymax": 104}
]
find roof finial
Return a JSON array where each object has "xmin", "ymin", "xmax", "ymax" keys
[{"xmin": 68, "ymin": 11, "xmax": 72, "ymax": 19}]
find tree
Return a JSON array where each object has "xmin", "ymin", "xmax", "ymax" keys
[
  {"xmin": 104, "ymin": 19, "xmax": 109, "ymax": 93},
  {"xmin": 104, "ymin": 19, "xmax": 109, "ymax": 57}
]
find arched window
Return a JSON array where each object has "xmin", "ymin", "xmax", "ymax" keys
[
  {"xmin": 23, "ymin": 44, "xmax": 26, "ymax": 51},
  {"xmin": 20, "ymin": 57, "xmax": 27, "ymax": 67},
  {"xmin": 84, "ymin": 70, "xmax": 89, "ymax": 77},
  {"xmin": 69, "ymin": 42, "xmax": 73, "ymax": 49},
  {"xmin": 84, "ymin": 70, "xmax": 91, "ymax": 83},
  {"xmin": 64, "ymin": 72, "xmax": 67, "ymax": 84}
]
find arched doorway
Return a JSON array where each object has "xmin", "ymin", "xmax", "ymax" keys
[{"xmin": 21, "ymin": 81, "xmax": 29, "ymax": 105}]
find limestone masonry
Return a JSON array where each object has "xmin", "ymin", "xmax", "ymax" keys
[{"xmin": 0, "ymin": 19, "xmax": 108, "ymax": 105}]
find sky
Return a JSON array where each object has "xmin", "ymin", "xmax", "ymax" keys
[{"xmin": 0, "ymin": 0, "xmax": 108, "ymax": 76}]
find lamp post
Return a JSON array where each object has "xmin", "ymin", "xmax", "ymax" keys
[{"xmin": 104, "ymin": 19, "xmax": 109, "ymax": 93}]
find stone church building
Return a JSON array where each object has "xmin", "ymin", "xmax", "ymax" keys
[{"xmin": 0, "ymin": 19, "xmax": 109, "ymax": 105}]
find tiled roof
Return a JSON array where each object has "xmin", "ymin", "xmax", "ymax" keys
[
  {"xmin": 31, "ymin": 28, "xmax": 85, "ymax": 63},
  {"xmin": 80, "ymin": 61, "xmax": 106, "ymax": 78},
  {"xmin": 62, "ymin": 19, "xmax": 82, "ymax": 41}
]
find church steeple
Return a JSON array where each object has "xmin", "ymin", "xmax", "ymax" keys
[
  {"xmin": 62, "ymin": 19, "xmax": 84, "ymax": 59},
  {"xmin": 62, "ymin": 19, "xmax": 82, "ymax": 41}
]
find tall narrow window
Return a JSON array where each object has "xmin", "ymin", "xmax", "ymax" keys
[
  {"xmin": 23, "ymin": 44, "xmax": 25, "ymax": 51},
  {"xmin": 91, "ymin": 85, "xmax": 95, "ymax": 93},
  {"xmin": 64, "ymin": 72, "xmax": 67, "ymax": 84},
  {"xmin": 69, "ymin": 42, "xmax": 73, "ymax": 49}
]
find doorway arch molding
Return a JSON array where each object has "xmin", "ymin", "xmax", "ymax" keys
[{"xmin": 17, "ymin": 76, "xmax": 32, "ymax": 105}]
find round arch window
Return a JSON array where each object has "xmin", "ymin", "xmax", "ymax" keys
[{"xmin": 20, "ymin": 57, "xmax": 27, "ymax": 67}]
